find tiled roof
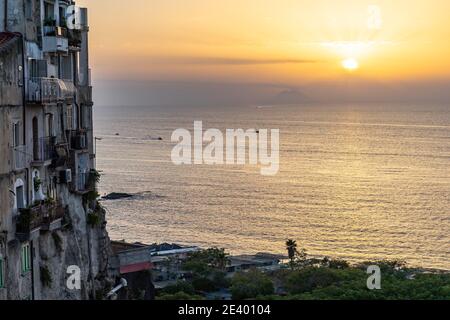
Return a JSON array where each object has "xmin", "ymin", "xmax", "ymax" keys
[{"xmin": 0, "ymin": 32, "xmax": 20, "ymax": 52}]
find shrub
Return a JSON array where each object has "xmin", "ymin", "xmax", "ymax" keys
[
  {"xmin": 157, "ymin": 292, "xmax": 204, "ymax": 300},
  {"xmin": 284, "ymin": 267, "xmax": 343, "ymax": 294},
  {"xmin": 230, "ymin": 269, "xmax": 274, "ymax": 300},
  {"xmin": 161, "ymin": 281, "xmax": 195, "ymax": 295},
  {"xmin": 192, "ymin": 277, "xmax": 216, "ymax": 292},
  {"xmin": 52, "ymin": 232, "xmax": 63, "ymax": 253},
  {"xmin": 40, "ymin": 265, "xmax": 52, "ymax": 288},
  {"xmin": 87, "ymin": 212, "xmax": 100, "ymax": 227}
]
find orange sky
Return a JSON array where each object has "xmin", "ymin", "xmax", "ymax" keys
[{"xmin": 76, "ymin": 0, "xmax": 450, "ymax": 85}]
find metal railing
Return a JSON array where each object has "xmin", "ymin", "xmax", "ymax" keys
[
  {"xmin": 43, "ymin": 26, "xmax": 68, "ymax": 37},
  {"xmin": 17, "ymin": 202, "xmax": 65, "ymax": 234},
  {"xmin": 17, "ymin": 206, "xmax": 44, "ymax": 234},
  {"xmin": 76, "ymin": 169, "xmax": 96, "ymax": 193},
  {"xmin": 26, "ymin": 77, "xmax": 76, "ymax": 103},
  {"xmin": 69, "ymin": 129, "xmax": 88, "ymax": 150},
  {"xmin": 34, "ymin": 136, "xmax": 57, "ymax": 162},
  {"xmin": 41, "ymin": 204, "xmax": 65, "ymax": 230}
]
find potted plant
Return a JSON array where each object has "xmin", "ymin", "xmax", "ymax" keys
[{"xmin": 43, "ymin": 17, "xmax": 56, "ymax": 27}]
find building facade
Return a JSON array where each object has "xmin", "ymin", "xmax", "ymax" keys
[{"xmin": 0, "ymin": 0, "xmax": 114, "ymax": 300}]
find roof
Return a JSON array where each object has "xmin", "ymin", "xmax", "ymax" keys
[
  {"xmin": 111, "ymin": 240, "xmax": 149, "ymax": 254},
  {"xmin": 111, "ymin": 240, "xmax": 197, "ymax": 254},
  {"xmin": 0, "ymin": 32, "xmax": 21, "ymax": 52},
  {"xmin": 228, "ymin": 253, "xmax": 285, "ymax": 268},
  {"xmin": 148, "ymin": 243, "xmax": 184, "ymax": 252}
]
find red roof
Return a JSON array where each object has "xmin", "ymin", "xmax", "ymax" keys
[{"xmin": 0, "ymin": 32, "xmax": 20, "ymax": 52}]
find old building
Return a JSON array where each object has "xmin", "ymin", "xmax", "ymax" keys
[{"xmin": 0, "ymin": 0, "xmax": 115, "ymax": 300}]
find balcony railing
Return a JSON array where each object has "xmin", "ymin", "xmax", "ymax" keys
[
  {"xmin": 11, "ymin": 145, "xmax": 29, "ymax": 170},
  {"xmin": 41, "ymin": 204, "xmax": 66, "ymax": 231},
  {"xmin": 34, "ymin": 136, "xmax": 57, "ymax": 163},
  {"xmin": 76, "ymin": 169, "xmax": 96, "ymax": 193},
  {"xmin": 69, "ymin": 129, "xmax": 88, "ymax": 150},
  {"xmin": 26, "ymin": 77, "xmax": 76, "ymax": 104},
  {"xmin": 17, "ymin": 202, "xmax": 65, "ymax": 238},
  {"xmin": 17, "ymin": 206, "xmax": 43, "ymax": 235},
  {"xmin": 43, "ymin": 26, "xmax": 68, "ymax": 37},
  {"xmin": 42, "ymin": 26, "xmax": 69, "ymax": 53}
]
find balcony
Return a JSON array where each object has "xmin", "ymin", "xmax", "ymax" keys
[
  {"xmin": 33, "ymin": 136, "xmax": 57, "ymax": 165},
  {"xmin": 27, "ymin": 78, "xmax": 76, "ymax": 104},
  {"xmin": 41, "ymin": 204, "xmax": 66, "ymax": 232},
  {"xmin": 69, "ymin": 129, "xmax": 88, "ymax": 151},
  {"xmin": 75, "ymin": 169, "xmax": 96, "ymax": 194},
  {"xmin": 16, "ymin": 205, "xmax": 44, "ymax": 241},
  {"xmin": 42, "ymin": 26, "xmax": 69, "ymax": 53},
  {"xmin": 16, "ymin": 202, "xmax": 65, "ymax": 240},
  {"xmin": 67, "ymin": 29, "xmax": 82, "ymax": 47},
  {"xmin": 11, "ymin": 145, "xmax": 30, "ymax": 170}
]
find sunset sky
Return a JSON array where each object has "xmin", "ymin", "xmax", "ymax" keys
[{"xmin": 77, "ymin": 0, "xmax": 450, "ymax": 106}]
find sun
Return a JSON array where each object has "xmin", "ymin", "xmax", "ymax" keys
[{"xmin": 342, "ymin": 58, "xmax": 359, "ymax": 71}]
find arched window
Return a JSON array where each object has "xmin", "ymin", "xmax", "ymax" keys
[{"xmin": 32, "ymin": 169, "xmax": 45, "ymax": 203}]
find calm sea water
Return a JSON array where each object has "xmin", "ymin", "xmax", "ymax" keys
[{"xmin": 94, "ymin": 103, "xmax": 450, "ymax": 270}]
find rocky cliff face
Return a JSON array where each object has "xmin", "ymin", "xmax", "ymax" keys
[{"xmin": 35, "ymin": 189, "xmax": 117, "ymax": 300}]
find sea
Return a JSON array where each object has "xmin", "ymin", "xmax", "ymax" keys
[{"xmin": 94, "ymin": 103, "xmax": 450, "ymax": 270}]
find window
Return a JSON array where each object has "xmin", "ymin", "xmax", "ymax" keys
[
  {"xmin": 0, "ymin": 258, "xmax": 4, "ymax": 288},
  {"xmin": 25, "ymin": 0, "xmax": 33, "ymax": 20},
  {"xmin": 13, "ymin": 122, "xmax": 20, "ymax": 147},
  {"xmin": 46, "ymin": 114, "xmax": 54, "ymax": 137},
  {"xmin": 59, "ymin": 6, "xmax": 66, "ymax": 27},
  {"xmin": 66, "ymin": 105, "xmax": 73, "ymax": 130},
  {"xmin": 16, "ymin": 185, "xmax": 25, "ymax": 209},
  {"xmin": 44, "ymin": 2, "xmax": 55, "ymax": 20},
  {"xmin": 21, "ymin": 244, "xmax": 31, "ymax": 274}
]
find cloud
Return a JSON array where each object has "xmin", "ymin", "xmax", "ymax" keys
[{"xmin": 153, "ymin": 56, "xmax": 319, "ymax": 65}]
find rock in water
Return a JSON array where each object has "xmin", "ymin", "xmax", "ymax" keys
[{"xmin": 102, "ymin": 192, "xmax": 134, "ymax": 200}]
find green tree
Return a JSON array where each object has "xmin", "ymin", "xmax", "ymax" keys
[
  {"xmin": 160, "ymin": 281, "xmax": 195, "ymax": 295},
  {"xmin": 183, "ymin": 248, "xmax": 230, "ymax": 275},
  {"xmin": 286, "ymin": 239, "xmax": 298, "ymax": 270},
  {"xmin": 157, "ymin": 292, "xmax": 204, "ymax": 300},
  {"xmin": 230, "ymin": 269, "xmax": 274, "ymax": 300}
]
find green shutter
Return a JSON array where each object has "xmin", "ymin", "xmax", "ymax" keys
[{"xmin": 21, "ymin": 244, "xmax": 31, "ymax": 273}]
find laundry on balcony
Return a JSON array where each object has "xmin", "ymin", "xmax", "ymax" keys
[{"xmin": 26, "ymin": 77, "xmax": 76, "ymax": 103}]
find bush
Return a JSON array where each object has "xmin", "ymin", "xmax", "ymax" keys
[
  {"xmin": 40, "ymin": 266, "xmax": 52, "ymax": 288},
  {"xmin": 161, "ymin": 281, "xmax": 195, "ymax": 295},
  {"xmin": 157, "ymin": 292, "xmax": 204, "ymax": 300},
  {"xmin": 87, "ymin": 212, "xmax": 100, "ymax": 227},
  {"xmin": 230, "ymin": 269, "xmax": 274, "ymax": 300},
  {"xmin": 183, "ymin": 248, "xmax": 229, "ymax": 273},
  {"xmin": 52, "ymin": 232, "xmax": 63, "ymax": 253},
  {"xmin": 192, "ymin": 277, "xmax": 216, "ymax": 292},
  {"xmin": 284, "ymin": 267, "xmax": 345, "ymax": 294},
  {"xmin": 212, "ymin": 270, "xmax": 231, "ymax": 288}
]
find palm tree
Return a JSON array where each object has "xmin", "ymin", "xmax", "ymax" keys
[{"xmin": 286, "ymin": 239, "xmax": 298, "ymax": 269}]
